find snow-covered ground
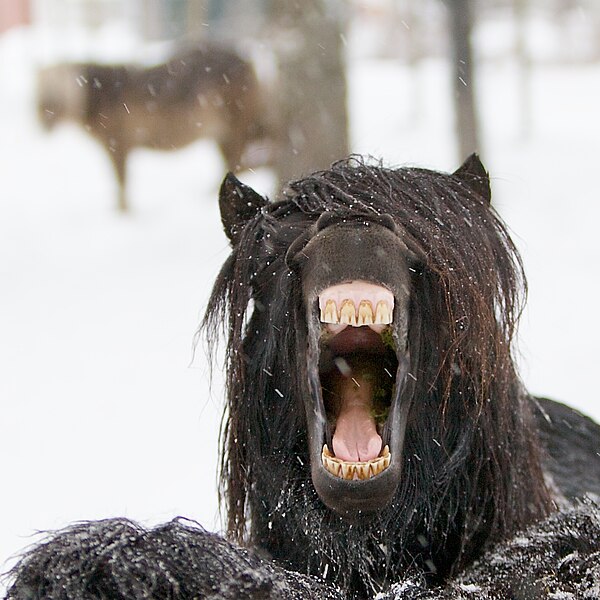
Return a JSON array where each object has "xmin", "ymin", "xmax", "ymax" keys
[{"xmin": 1, "ymin": 18, "xmax": 599, "ymax": 588}]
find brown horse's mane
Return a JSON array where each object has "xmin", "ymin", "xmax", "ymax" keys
[{"xmin": 203, "ymin": 156, "xmax": 552, "ymax": 594}]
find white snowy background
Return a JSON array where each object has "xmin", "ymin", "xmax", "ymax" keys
[{"xmin": 1, "ymin": 4, "xmax": 599, "ymax": 589}]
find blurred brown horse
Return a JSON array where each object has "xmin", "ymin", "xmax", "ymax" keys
[{"xmin": 37, "ymin": 44, "xmax": 269, "ymax": 211}]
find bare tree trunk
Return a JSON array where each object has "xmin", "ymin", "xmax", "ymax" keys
[
  {"xmin": 514, "ymin": 0, "xmax": 532, "ymax": 139},
  {"xmin": 447, "ymin": 0, "xmax": 480, "ymax": 160},
  {"xmin": 404, "ymin": 0, "xmax": 423, "ymax": 126},
  {"xmin": 266, "ymin": 0, "xmax": 349, "ymax": 184}
]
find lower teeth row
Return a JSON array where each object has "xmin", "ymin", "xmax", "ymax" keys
[{"xmin": 321, "ymin": 444, "xmax": 391, "ymax": 480}]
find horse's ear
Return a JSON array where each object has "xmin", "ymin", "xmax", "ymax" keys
[
  {"xmin": 219, "ymin": 173, "xmax": 267, "ymax": 245},
  {"xmin": 453, "ymin": 153, "xmax": 491, "ymax": 205}
]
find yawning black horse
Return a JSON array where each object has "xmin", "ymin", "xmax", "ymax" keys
[
  {"xmin": 206, "ymin": 154, "xmax": 599, "ymax": 595},
  {"xmin": 5, "ymin": 156, "xmax": 600, "ymax": 599}
]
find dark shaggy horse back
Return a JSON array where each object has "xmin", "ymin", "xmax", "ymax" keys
[{"xmin": 5, "ymin": 156, "xmax": 600, "ymax": 600}]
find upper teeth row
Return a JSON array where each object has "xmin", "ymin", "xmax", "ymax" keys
[
  {"xmin": 321, "ymin": 444, "xmax": 391, "ymax": 480},
  {"xmin": 320, "ymin": 299, "xmax": 392, "ymax": 326},
  {"xmin": 318, "ymin": 281, "xmax": 394, "ymax": 327}
]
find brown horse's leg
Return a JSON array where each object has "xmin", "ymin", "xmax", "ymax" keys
[
  {"xmin": 219, "ymin": 131, "xmax": 245, "ymax": 173},
  {"xmin": 106, "ymin": 142, "xmax": 129, "ymax": 212}
]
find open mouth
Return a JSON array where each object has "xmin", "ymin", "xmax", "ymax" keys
[
  {"xmin": 316, "ymin": 281, "xmax": 399, "ymax": 482},
  {"xmin": 295, "ymin": 219, "xmax": 414, "ymax": 518}
]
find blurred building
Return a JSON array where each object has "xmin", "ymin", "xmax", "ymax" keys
[{"xmin": 0, "ymin": 0, "xmax": 31, "ymax": 34}]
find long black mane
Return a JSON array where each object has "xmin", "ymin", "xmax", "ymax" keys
[{"xmin": 203, "ymin": 157, "xmax": 552, "ymax": 596}]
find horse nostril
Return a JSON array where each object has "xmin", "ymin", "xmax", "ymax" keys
[
  {"xmin": 378, "ymin": 214, "xmax": 396, "ymax": 232},
  {"xmin": 316, "ymin": 212, "xmax": 340, "ymax": 231},
  {"xmin": 316, "ymin": 212, "xmax": 397, "ymax": 233}
]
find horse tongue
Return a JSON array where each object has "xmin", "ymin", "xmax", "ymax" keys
[{"xmin": 331, "ymin": 374, "xmax": 383, "ymax": 462}]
